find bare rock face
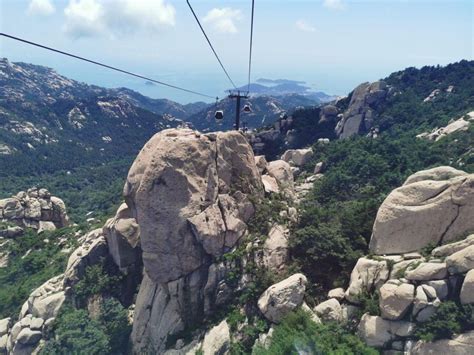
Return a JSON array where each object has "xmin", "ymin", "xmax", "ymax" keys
[
  {"xmin": 126, "ymin": 129, "xmax": 262, "ymax": 352},
  {"xmin": 369, "ymin": 167, "xmax": 474, "ymax": 255},
  {"xmin": 335, "ymin": 81, "xmax": 389, "ymax": 139},
  {"xmin": 103, "ymin": 203, "xmax": 141, "ymax": 272}
]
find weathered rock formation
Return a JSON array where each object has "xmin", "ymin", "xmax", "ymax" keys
[
  {"xmin": 308, "ymin": 166, "xmax": 474, "ymax": 353},
  {"xmin": 417, "ymin": 111, "xmax": 474, "ymax": 141},
  {"xmin": 0, "ymin": 188, "xmax": 69, "ymax": 232},
  {"xmin": 370, "ymin": 167, "xmax": 474, "ymax": 254},
  {"xmin": 123, "ymin": 129, "xmax": 263, "ymax": 352},
  {"xmin": 335, "ymin": 81, "xmax": 390, "ymax": 139}
]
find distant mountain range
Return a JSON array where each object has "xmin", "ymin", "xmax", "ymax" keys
[
  {"xmin": 0, "ymin": 58, "xmax": 334, "ymax": 176},
  {"xmin": 231, "ymin": 78, "xmax": 335, "ymax": 101}
]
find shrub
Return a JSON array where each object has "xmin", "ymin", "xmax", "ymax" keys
[
  {"xmin": 74, "ymin": 261, "xmax": 122, "ymax": 303},
  {"xmin": 253, "ymin": 309, "xmax": 378, "ymax": 355},
  {"xmin": 415, "ymin": 301, "xmax": 469, "ymax": 341},
  {"xmin": 41, "ymin": 307, "xmax": 111, "ymax": 355},
  {"xmin": 99, "ymin": 299, "xmax": 132, "ymax": 354}
]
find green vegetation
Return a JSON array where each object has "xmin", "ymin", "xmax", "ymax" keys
[
  {"xmin": 290, "ymin": 130, "xmax": 474, "ymax": 290},
  {"xmin": 74, "ymin": 261, "xmax": 124, "ymax": 305},
  {"xmin": 41, "ymin": 299, "xmax": 131, "ymax": 355},
  {"xmin": 0, "ymin": 227, "xmax": 79, "ymax": 318},
  {"xmin": 253, "ymin": 309, "xmax": 378, "ymax": 355},
  {"xmin": 0, "ymin": 158, "xmax": 132, "ymax": 224},
  {"xmin": 355, "ymin": 291, "xmax": 380, "ymax": 318},
  {"xmin": 415, "ymin": 302, "xmax": 474, "ymax": 342}
]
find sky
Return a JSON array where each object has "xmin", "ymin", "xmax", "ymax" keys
[{"xmin": 1, "ymin": 0, "xmax": 473, "ymax": 103}]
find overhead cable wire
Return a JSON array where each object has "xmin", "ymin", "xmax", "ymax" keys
[
  {"xmin": 247, "ymin": 0, "xmax": 255, "ymax": 94},
  {"xmin": 0, "ymin": 32, "xmax": 215, "ymax": 99},
  {"xmin": 186, "ymin": 0, "xmax": 238, "ymax": 90}
]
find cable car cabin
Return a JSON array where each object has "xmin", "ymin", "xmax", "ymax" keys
[
  {"xmin": 215, "ymin": 110, "xmax": 224, "ymax": 122},
  {"xmin": 243, "ymin": 104, "xmax": 252, "ymax": 113}
]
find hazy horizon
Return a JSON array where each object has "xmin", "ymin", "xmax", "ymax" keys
[{"xmin": 1, "ymin": 0, "xmax": 472, "ymax": 103}]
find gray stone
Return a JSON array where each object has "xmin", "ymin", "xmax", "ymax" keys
[
  {"xmin": 314, "ymin": 298, "xmax": 343, "ymax": 322},
  {"xmin": 258, "ymin": 273, "xmax": 307, "ymax": 323},
  {"xmin": 370, "ymin": 168, "xmax": 474, "ymax": 254},
  {"xmin": 460, "ymin": 269, "xmax": 474, "ymax": 304},
  {"xmin": 446, "ymin": 245, "xmax": 474, "ymax": 274},
  {"xmin": 426, "ymin": 280, "xmax": 449, "ymax": 301},
  {"xmin": 201, "ymin": 320, "xmax": 230, "ymax": 355},
  {"xmin": 405, "ymin": 262, "xmax": 448, "ymax": 281},
  {"xmin": 0, "ymin": 318, "xmax": 10, "ymax": 337},
  {"xmin": 16, "ymin": 328, "xmax": 42, "ymax": 345},
  {"xmin": 345, "ymin": 257, "xmax": 390, "ymax": 303},
  {"xmin": 432, "ymin": 234, "xmax": 474, "ymax": 258},
  {"xmin": 262, "ymin": 225, "xmax": 289, "ymax": 272},
  {"xmin": 327, "ymin": 288, "xmax": 345, "ymax": 301},
  {"xmin": 29, "ymin": 318, "xmax": 44, "ymax": 331},
  {"xmin": 379, "ymin": 283, "xmax": 415, "ymax": 320}
]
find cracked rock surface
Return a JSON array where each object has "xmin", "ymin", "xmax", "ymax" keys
[
  {"xmin": 125, "ymin": 129, "xmax": 262, "ymax": 353},
  {"xmin": 369, "ymin": 167, "xmax": 474, "ymax": 255}
]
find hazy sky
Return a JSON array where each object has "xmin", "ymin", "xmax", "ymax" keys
[{"xmin": 1, "ymin": 0, "xmax": 473, "ymax": 103}]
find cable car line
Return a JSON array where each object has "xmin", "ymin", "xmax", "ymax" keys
[
  {"xmin": 0, "ymin": 32, "xmax": 215, "ymax": 99},
  {"xmin": 247, "ymin": 0, "xmax": 255, "ymax": 94},
  {"xmin": 186, "ymin": 0, "xmax": 238, "ymax": 90}
]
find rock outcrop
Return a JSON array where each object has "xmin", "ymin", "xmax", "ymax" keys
[
  {"xmin": 0, "ymin": 188, "xmax": 69, "ymax": 232},
  {"xmin": 125, "ymin": 129, "xmax": 263, "ymax": 352},
  {"xmin": 309, "ymin": 166, "xmax": 474, "ymax": 353},
  {"xmin": 370, "ymin": 167, "xmax": 474, "ymax": 254},
  {"xmin": 416, "ymin": 111, "xmax": 474, "ymax": 141},
  {"xmin": 335, "ymin": 81, "xmax": 390, "ymax": 139}
]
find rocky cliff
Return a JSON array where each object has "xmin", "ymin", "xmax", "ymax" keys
[{"xmin": 1, "ymin": 125, "xmax": 474, "ymax": 354}]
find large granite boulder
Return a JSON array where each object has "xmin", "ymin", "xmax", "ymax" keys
[
  {"xmin": 257, "ymin": 273, "xmax": 307, "ymax": 323},
  {"xmin": 379, "ymin": 282, "xmax": 415, "ymax": 320},
  {"xmin": 345, "ymin": 257, "xmax": 390, "ymax": 303},
  {"xmin": 369, "ymin": 167, "xmax": 474, "ymax": 255},
  {"xmin": 127, "ymin": 129, "xmax": 262, "ymax": 353}
]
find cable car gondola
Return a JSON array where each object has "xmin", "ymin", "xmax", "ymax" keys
[
  {"xmin": 243, "ymin": 104, "xmax": 252, "ymax": 113},
  {"xmin": 215, "ymin": 110, "xmax": 224, "ymax": 122}
]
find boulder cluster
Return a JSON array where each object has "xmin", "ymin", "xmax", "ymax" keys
[
  {"xmin": 0, "ymin": 188, "xmax": 69, "ymax": 233},
  {"xmin": 307, "ymin": 166, "xmax": 474, "ymax": 354},
  {"xmin": 0, "ymin": 227, "xmax": 113, "ymax": 354}
]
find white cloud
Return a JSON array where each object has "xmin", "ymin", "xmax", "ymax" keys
[
  {"xmin": 27, "ymin": 0, "xmax": 56, "ymax": 16},
  {"xmin": 296, "ymin": 20, "xmax": 316, "ymax": 33},
  {"xmin": 203, "ymin": 8, "xmax": 242, "ymax": 34},
  {"xmin": 323, "ymin": 0, "xmax": 346, "ymax": 11},
  {"xmin": 64, "ymin": 0, "xmax": 176, "ymax": 39}
]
